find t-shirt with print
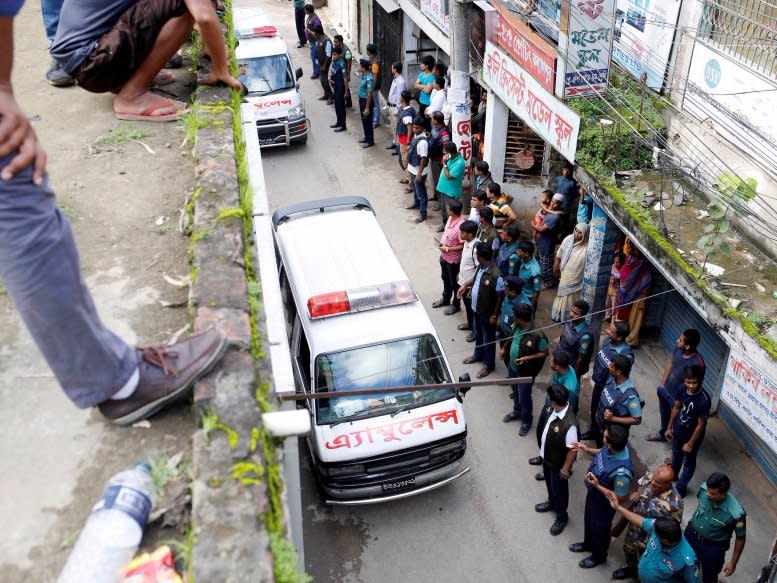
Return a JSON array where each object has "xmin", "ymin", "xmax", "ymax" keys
[{"xmin": 673, "ymin": 388, "xmax": 711, "ymax": 440}]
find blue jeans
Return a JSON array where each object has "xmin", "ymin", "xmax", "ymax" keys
[
  {"xmin": 511, "ymin": 376, "xmax": 534, "ymax": 426},
  {"xmin": 671, "ymin": 431, "xmax": 703, "ymax": 494},
  {"xmin": 309, "ymin": 42, "xmax": 319, "ymax": 76},
  {"xmin": 372, "ymin": 89, "xmax": 381, "ymax": 125},
  {"xmin": 657, "ymin": 385, "xmax": 675, "ymax": 435},
  {"xmin": 0, "ymin": 154, "xmax": 138, "ymax": 408},
  {"xmin": 41, "ymin": 0, "xmax": 64, "ymax": 41},
  {"xmin": 412, "ymin": 173, "xmax": 428, "ymax": 216}
]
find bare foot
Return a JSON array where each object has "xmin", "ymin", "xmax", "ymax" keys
[
  {"xmin": 113, "ymin": 91, "xmax": 187, "ymax": 122},
  {"xmin": 198, "ymin": 71, "xmax": 242, "ymax": 90}
]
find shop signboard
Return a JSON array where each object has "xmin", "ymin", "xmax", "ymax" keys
[
  {"xmin": 611, "ymin": 0, "xmax": 681, "ymax": 91},
  {"xmin": 495, "ymin": 12, "xmax": 556, "ymax": 93},
  {"xmin": 720, "ymin": 349, "xmax": 777, "ymax": 454},
  {"xmin": 483, "ymin": 41, "xmax": 580, "ymax": 161},
  {"xmin": 565, "ymin": 0, "xmax": 616, "ymax": 97},
  {"xmin": 420, "ymin": 0, "xmax": 450, "ymax": 35},
  {"xmin": 686, "ymin": 42, "xmax": 777, "ymax": 147}
]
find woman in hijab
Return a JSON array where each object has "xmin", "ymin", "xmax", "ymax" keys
[
  {"xmin": 551, "ymin": 223, "xmax": 590, "ymax": 322},
  {"xmin": 615, "ymin": 238, "xmax": 653, "ymax": 346}
]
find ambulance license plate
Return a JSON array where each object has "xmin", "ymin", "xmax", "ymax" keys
[{"xmin": 382, "ymin": 477, "xmax": 415, "ymax": 492}]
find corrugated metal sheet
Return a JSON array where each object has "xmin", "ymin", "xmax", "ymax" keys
[
  {"xmin": 718, "ymin": 405, "xmax": 777, "ymax": 487},
  {"xmin": 659, "ymin": 292, "xmax": 728, "ymax": 403}
]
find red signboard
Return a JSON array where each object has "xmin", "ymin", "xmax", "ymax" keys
[{"xmin": 495, "ymin": 13, "xmax": 557, "ymax": 93}]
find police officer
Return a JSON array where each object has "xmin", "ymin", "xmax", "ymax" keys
[
  {"xmin": 570, "ymin": 424, "xmax": 633, "ymax": 569},
  {"xmin": 328, "ymin": 46, "xmax": 347, "ymax": 132},
  {"xmin": 685, "ymin": 472, "xmax": 747, "ymax": 583},
  {"xmin": 313, "ymin": 25, "xmax": 333, "ymax": 101},
  {"xmin": 592, "ymin": 353, "xmax": 643, "ymax": 447},
  {"xmin": 460, "ymin": 242, "xmax": 502, "ymax": 379},
  {"xmin": 558, "ymin": 298, "xmax": 594, "ymax": 379},
  {"xmin": 581, "ymin": 320, "xmax": 634, "ymax": 441},
  {"xmin": 608, "ymin": 498, "xmax": 701, "ymax": 583},
  {"xmin": 357, "ymin": 59, "xmax": 375, "ymax": 148},
  {"xmin": 534, "ymin": 384, "xmax": 578, "ymax": 537}
]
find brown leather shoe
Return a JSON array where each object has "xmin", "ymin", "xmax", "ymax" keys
[{"xmin": 98, "ymin": 328, "xmax": 228, "ymax": 425}]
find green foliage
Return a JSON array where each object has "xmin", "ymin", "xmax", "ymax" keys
[
  {"xmin": 270, "ymin": 533, "xmax": 312, "ymax": 583},
  {"xmin": 148, "ymin": 454, "xmax": 188, "ymax": 499},
  {"xmin": 200, "ymin": 410, "xmax": 240, "ymax": 448},
  {"xmin": 94, "ymin": 124, "xmax": 151, "ymax": 146},
  {"xmin": 713, "ymin": 171, "xmax": 758, "ymax": 204},
  {"xmin": 230, "ymin": 461, "xmax": 264, "ymax": 486},
  {"xmin": 163, "ymin": 526, "xmax": 197, "ymax": 581}
]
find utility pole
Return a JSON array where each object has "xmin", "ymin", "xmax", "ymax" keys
[{"xmin": 448, "ymin": 0, "xmax": 472, "ymax": 186}]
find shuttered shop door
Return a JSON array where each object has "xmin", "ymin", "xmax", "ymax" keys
[
  {"xmin": 502, "ymin": 113, "xmax": 543, "ymax": 183},
  {"xmin": 659, "ymin": 292, "xmax": 728, "ymax": 402}
]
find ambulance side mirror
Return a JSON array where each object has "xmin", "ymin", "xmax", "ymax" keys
[
  {"xmin": 262, "ymin": 409, "xmax": 312, "ymax": 437},
  {"xmin": 456, "ymin": 373, "xmax": 472, "ymax": 403},
  {"xmin": 295, "ymin": 67, "xmax": 303, "ymax": 80}
]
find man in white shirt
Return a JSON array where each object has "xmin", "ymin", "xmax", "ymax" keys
[
  {"xmin": 457, "ymin": 220, "xmax": 479, "ymax": 337},
  {"xmin": 535, "ymin": 384, "xmax": 579, "ymax": 536},
  {"xmin": 386, "ymin": 61, "xmax": 407, "ymax": 150},
  {"xmin": 425, "ymin": 75, "xmax": 447, "ymax": 119}
]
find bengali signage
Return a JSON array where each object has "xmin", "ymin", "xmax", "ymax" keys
[
  {"xmin": 611, "ymin": 0, "xmax": 681, "ymax": 91},
  {"xmin": 495, "ymin": 13, "xmax": 557, "ymax": 93},
  {"xmin": 449, "ymin": 71, "xmax": 472, "ymax": 172},
  {"xmin": 420, "ymin": 0, "xmax": 450, "ymax": 35},
  {"xmin": 720, "ymin": 349, "xmax": 777, "ymax": 453},
  {"xmin": 483, "ymin": 41, "xmax": 580, "ymax": 161},
  {"xmin": 565, "ymin": 0, "xmax": 616, "ymax": 96}
]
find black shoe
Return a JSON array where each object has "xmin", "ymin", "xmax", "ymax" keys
[
  {"xmin": 535, "ymin": 471, "xmax": 545, "ymax": 481},
  {"xmin": 45, "ymin": 59, "xmax": 75, "ymax": 87},
  {"xmin": 534, "ymin": 501, "xmax": 554, "ymax": 513},
  {"xmin": 443, "ymin": 305, "xmax": 460, "ymax": 316},
  {"xmin": 361, "ymin": 142, "xmax": 374, "ymax": 148},
  {"xmin": 358, "ymin": 138, "xmax": 368, "ymax": 144},
  {"xmin": 296, "ymin": 42, "xmax": 307, "ymax": 48},
  {"xmin": 465, "ymin": 333, "xmax": 475, "ymax": 342},
  {"xmin": 386, "ymin": 143, "xmax": 396, "ymax": 149},
  {"xmin": 392, "ymin": 150, "xmax": 399, "ymax": 156},
  {"xmin": 318, "ymin": 95, "xmax": 329, "ymax": 101},
  {"xmin": 519, "ymin": 423, "xmax": 531, "ymax": 436},
  {"xmin": 414, "ymin": 214, "xmax": 426, "ymax": 223},
  {"xmin": 330, "ymin": 123, "xmax": 341, "ymax": 128},
  {"xmin": 579, "ymin": 556, "xmax": 604, "ymax": 569},
  {"xmin": 432, "ymin": 298, "xmax": 449, "ymax": 308},
  {"xmin": 457, "ymin": 323, "xmax": 471, "ymax": 331},
  {"xmin": 569, "ymin": 542, "xmax": 588, "ymax": 553},
  {"xmin": 550, "ymin": 518, "xmax": 568, "ymax": 536},
  {"xmin": 326, "ymin": 98, "xmax": 334, "ymax": 105},
  {"xmin": 435, "ymin": 225, "xmax": 445, "ymax": 233},
  {"xmin": 333, "ymin": 127, "xmax": 346, "ymax": 132},
  {"xmin": 528, "ymin": 456, "xmax": 543, "ymax": 466},
  {"xmin": 310, "ymin": 74, "xmax": 319, "ymax": 79},
  {"xmin": 405, "ymin": 203, "xmax": 420, "ymax": 210},
  {"xmin": 612, "ymin": 566, "xmax": 637, "ymax": 580},
  {"xmin": 502, "ymin": 412, "xmax": 519, "ymax": 423}
]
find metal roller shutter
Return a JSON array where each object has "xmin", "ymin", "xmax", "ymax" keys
[
  {"xmin": 502, "ymin": 113, "xmax": 543, "ymax": 183},
  {"xmin": 659, "ymin": 292, "xmax": 728, "ymax": 405}
]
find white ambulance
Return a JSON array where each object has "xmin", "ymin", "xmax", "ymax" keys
[
  {"xmin": 234, "ymin": 7, "xmax": 309, "ymax": 146},
  {"xmin": 272, "ymin": 197, "xmax": 470, "ymax": 504}
]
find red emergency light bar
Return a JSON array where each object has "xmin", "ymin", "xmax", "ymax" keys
[
  {"xmin": 307, "ymin": 280, "xmax": 418, "ymax": 319},
  {"xmin": 236, "ymin": 25, "xmax": 278, "ymax": 39}
]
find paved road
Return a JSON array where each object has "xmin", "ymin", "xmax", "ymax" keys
[{"xmin": 254, "ymin": 3, "xmax": 628, "ymax": 581}]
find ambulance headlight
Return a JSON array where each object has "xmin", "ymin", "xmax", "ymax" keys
[{"xmin": 288, "ymin": 104, "xmax": 305, "ymax": 119}]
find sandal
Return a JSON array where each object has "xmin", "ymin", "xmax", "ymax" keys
[
  {"xmin": 645, "ymin": 432, "xmax": 666, "ymax": 442},
  {"xmin": 399, "ymin": 178, "xmax": 409, "ymax": 184}
]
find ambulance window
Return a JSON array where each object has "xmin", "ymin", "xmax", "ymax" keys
[
  {"xmin": 279, "ymin": 267, "xmax": 296, "ymax": 338},
  {"xmin": 294, "ymin": 321, "xmax": 311, "ymax": 387}
]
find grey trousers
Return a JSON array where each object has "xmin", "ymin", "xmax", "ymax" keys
[{"xmin": 0, "ymin": 154, "xmax": 138, "ymax": 408}]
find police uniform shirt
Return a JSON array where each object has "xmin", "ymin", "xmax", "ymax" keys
[
  {"xmin": 517, "ymin": 256, "xmax": 542, "ymax": 306},
  {"xmin": 638, "ymin": 519, "xmax": 701, "ymax": 583},
  {"xmin": 691, "ymin": 483, "xmax": 746, "ymax": 542},
  {"xmin": 572, "ymin": 321, "xmax": 593, "ymax": 359},
  {"xmin": 358, "ymin": 71, "xmax": 374, "ymax": 99},
  {"xmin": 605, "ymin": 376, "xmax": 643, "ymax": 418},
  {"xmin": 509, "ymin": 326, "xmax": 548, "ymax": 368},
  {"xmin": 498, "ymin": 293, "xmax": 522, "ymax": 336},
  {"xmin": 607, "ymin": 448, "xmax": 632, "ymax": 496},
  {"xmin": 550, "ymin": 368, "xmax": 580, "ymax": 409}
]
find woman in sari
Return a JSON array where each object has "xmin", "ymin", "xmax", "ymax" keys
[
  {"xmin": 615, "ymin": 239, "xmax": 653, "ymax": 346},
  {"xmin": 551, "ymin": 223, "xmax": 590, "ymax": 322}
]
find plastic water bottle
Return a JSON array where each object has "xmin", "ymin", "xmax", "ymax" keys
[{"xmin": 57, "ymin": 462, "xmax": 156, "ymax": 583}]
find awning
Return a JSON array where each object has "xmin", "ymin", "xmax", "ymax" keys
[{"xmin": 375, "ymin": 0, "xmax": 400, "ymax": 13}]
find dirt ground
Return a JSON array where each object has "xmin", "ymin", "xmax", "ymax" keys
[{"xmin": 0, "ymin": 4, "xmax": 202, "ymax": 581}]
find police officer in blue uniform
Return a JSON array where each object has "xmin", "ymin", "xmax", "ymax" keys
[
  {"xmin": 685, "ymin": 473, "xmax": 747, "ymax": 583},
  {"xmin": 357, "ymin": 58, "xmax": 375, "ymax": 148},
  {"xmin": 608, "ymin": 498, "xmax": 701, "ymax": 583},
  {"xmin": 570, "ymin": 424, "xmax": 633, "ymax": 569},
  {"xmin": 591, "ymin": 353, "xmax": 643, "ymax": 447},
  {"xmin": 581, "ymin": 320, "xmax": 634, "ymax": 440},
  {"xmin": 558, "ymin": 298, "xmax": 594, "ymax": 379}
]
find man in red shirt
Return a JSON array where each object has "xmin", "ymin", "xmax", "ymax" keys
[{"xmin": 433, "ymin": 199, "xmax": 465, "ymax": 315}]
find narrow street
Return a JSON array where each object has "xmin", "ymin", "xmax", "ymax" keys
[{"xmin": 255, "ymin": 1, "xmax": 775, "ymax": 581}]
